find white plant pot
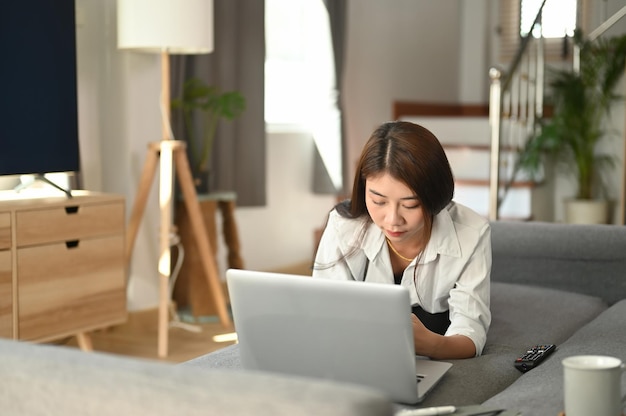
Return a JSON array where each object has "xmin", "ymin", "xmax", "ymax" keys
[{"xmin": 564, "ymin": 199, "xmax": 609, "ymax": 224}]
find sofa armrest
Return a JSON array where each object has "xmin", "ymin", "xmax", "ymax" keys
[
  {"xmin": 0, "ymin": 339, "xmax": 393, "ymax": 416},
  {"xmin": 483, "ymin": 299, "xmax": 626, "ymax": 415},
  {"xmin": 490, "ymin": 221, "xmax": 626, "ymax": 304}
]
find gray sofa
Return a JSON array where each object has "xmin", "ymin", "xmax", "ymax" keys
[
  {"xmin": 185, "ymin": 220, "xmax": 626, "ymax": 415},
  {"xmin": 1, "ymin": 221, "xmax": 625, "ymax": 415},
  {"xmin": 0, "ymin": 336, "xmax": 392, "ymax": 415}
]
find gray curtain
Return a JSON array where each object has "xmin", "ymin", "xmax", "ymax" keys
[
  {"xmin": 313, "ymin": 0, "xmax": 347, "ymax": 195},
  {"xmin": 171, "ymin": 0, "xmax": 266, "ymax": 207}
]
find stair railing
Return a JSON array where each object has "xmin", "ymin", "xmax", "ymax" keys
[
  {"xmin": 488, "ymin": 0, "xmax": 547, "ymax": 221},
  {"xmin": 575, "ymin": 5, "xmax": 626, "ymax": 71}
]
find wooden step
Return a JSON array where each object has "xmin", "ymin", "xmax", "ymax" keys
[{"xmin": 454, "ymin": 182, "xmax": 533, "ymax": 220}]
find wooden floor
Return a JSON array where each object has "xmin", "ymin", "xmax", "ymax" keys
[{"xmin": 61, "ymin": 308, "xmax": 237, "ymax": 364}]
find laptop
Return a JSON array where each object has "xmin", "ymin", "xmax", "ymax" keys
[{"xmin": 226, "ymin": 269, "xmax": 452, "ymax": 404}]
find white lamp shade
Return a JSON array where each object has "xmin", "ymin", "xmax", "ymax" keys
[{"xmin": 117, "ymin": 0, "xmax": 213, "ymax": 54}]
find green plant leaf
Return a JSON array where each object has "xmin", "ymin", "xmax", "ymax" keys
[
  {"xmin": 170, "ymin": 77, "xmax": 246, "ymax": 176},
  {"xmin": 514, "ymin": 29, "xmax": 626, "ymax": 200}
]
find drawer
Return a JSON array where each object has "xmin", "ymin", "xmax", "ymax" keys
[
  {"xmin": 0, "ymin": 212, "xmax": 10, "ymax": 250},
  {"xmin": 16, "ymin": 201, "xmax": 124, "ymax": 247},
  {"xmin": 0, "ymin": 250, "xmax": 12, "ymax": 338},
  {"xmin": 17, "ymin": 234, "xmax": 127, "ymax": 341}
]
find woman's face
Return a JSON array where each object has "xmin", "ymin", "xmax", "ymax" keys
[{"xmin": 365, "ymin": 173, "xmax": 425, "ymax": 246}]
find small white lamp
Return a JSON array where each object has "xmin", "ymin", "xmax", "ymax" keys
[{"xmin": 117, "ymin": 0, "xmax": 231, "ymax": 358}]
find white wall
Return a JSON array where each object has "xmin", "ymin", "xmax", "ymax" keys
[
  {"xmin": 231, "ymin": 130, "xmax": 335, "ymax": 274},
  {"xmin": 459, "ymin": 0, "xmax": 492, "ymax": 104}
]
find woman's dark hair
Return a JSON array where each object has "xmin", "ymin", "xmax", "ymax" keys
[{"xmin": 337, "ymin": 121, "xmax": 455, "ymax": 236}]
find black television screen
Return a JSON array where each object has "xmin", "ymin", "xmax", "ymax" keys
[{"xmin": 0, "ymin": 0, "xmax": 80, "ymax": 177}]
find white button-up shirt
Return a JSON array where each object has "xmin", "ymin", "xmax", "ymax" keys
[{"xmin": 313, "ymin": 201, "xmax": 492, "ymax": 356}]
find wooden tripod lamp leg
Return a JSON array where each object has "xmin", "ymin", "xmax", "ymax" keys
[
  {"xmin": 172, "ymin": 145, "xmax": 233, "ymax": 329},
  {"xmin": 125, "ymin": 141, "xmax": 170, "ymax": 357},
  {"xmin": 125, "ymin": 144, "xmax": 160, "ymax": 265},
  {"xmin": 156, "ymin": 141, "xmax": 178, "ymax": 358}
]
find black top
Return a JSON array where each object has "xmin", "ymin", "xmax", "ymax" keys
[{"xmin": 394, "ymin": 271, "xmax": 450, "ymax": 335}]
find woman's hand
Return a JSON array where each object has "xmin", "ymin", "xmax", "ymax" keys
[{"xmin": 411, "ymin": 314, "xmax": 476, "ymax": 359}]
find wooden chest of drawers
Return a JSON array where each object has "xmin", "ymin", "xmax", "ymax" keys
[{"xmin": 0, "ymin": 191, "xmax": 127, "ymax": 343}]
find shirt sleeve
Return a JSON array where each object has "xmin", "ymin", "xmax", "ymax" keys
[
  {"xmin": 312, "ymin": 210, "xmax": 356, "ymax": 281},
  {"xmin": 445, "ymin": 222, "xmax": 492, "ymax": 356}
]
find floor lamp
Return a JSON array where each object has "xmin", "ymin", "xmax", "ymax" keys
[{"xmin": 117, "ymin": 0, "xmax": 232, "ymax": 358}]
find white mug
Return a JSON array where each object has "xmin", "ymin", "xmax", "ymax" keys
[{"xmin": 562, "ymin": 355, "xmax": 626, "ymax": 416}]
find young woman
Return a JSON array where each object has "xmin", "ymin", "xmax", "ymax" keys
[{"xmin": 313, "ymin": 121, "xmax": 491, "ymax": 359}]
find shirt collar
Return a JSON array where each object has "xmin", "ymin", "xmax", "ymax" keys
[
  {"xmin": 362, "ymin": 220, "xmax": 386, "ymax": 261},
  {"xmin": 360, "ymin": 205, "xmax": 462, "ymax": 263},
  {"xmin": 425, "ymin": 205, "xmax": 462, "ymax": 261}
]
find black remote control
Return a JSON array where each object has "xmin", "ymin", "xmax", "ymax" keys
[{"xmin": 514, "ymin": 344, "xmax": 556, "ymax": 372}]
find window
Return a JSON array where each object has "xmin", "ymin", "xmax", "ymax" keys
[
  {"xmin": 264, "ymin": 0, "xmax": 335, "ymax": 127},
  {"xmin": 520, "ymin": 0, "xmax": 577, "ymax": 38},
  {"xmin": 264, "ymin": 0, "xmax": 343, "ymax": 192},
  {"xmin": 499, "ymin": 0, "xmax": 589, "ymax": 63}
]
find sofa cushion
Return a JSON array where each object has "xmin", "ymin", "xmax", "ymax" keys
[
  {"xmin": 0, "ymin": 338, "xmax": 393, "ymax": 416},
  {"xmin": 483, "ymin": 299, "xmax": 626, "ymax": 416},
  {"xmin": 487, "ymin": 281, "xmax": 608, "ymax": 348}
]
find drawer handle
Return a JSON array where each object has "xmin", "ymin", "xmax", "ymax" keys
[
  {"xmin": 66, "ymin": 240, "xmax": 80, "ymax": 249},
  {"xmin": 65, "ymin": 206, "xmax": 79, "ymax": 214}
]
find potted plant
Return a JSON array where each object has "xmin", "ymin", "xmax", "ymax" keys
[
  {"xmin": 517, "ymin": 29, "xmax": 626, "ymax": 223},
  {"xmin": 171, "ymin": 77, "xmax": 246, "ymax": 193}
]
